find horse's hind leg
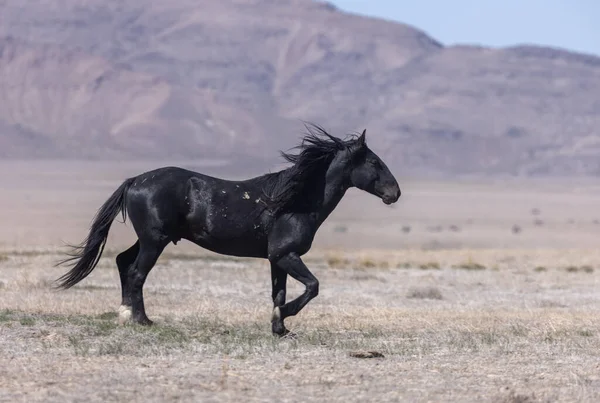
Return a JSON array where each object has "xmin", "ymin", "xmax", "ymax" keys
[
  {"xmin": 128, "ymin": 239, "xmax": 168, "ymax": 325},
  {"xmin": 115, "ymin": 241, "xmax": 140, "ymax": 324}
]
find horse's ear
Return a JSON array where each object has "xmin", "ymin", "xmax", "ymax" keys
[{"xmin": 357, "ymin": 129, "xmax": 366, "ymax": 146}]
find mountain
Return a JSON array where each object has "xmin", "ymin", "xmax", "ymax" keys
[{"xmin": 1, "ymin": 0, "xmax": 599, "ymax": 176}]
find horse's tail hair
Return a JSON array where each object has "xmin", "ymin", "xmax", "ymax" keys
[{"xmin": 55, "ymin": 177, "xmax": 135, "ymax": 289}]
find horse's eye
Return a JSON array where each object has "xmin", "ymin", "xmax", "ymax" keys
[{"xmin": 368, "ymin": 159, "xmax": 379, "ymax": 167}]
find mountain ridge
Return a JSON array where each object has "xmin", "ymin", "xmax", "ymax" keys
[{"xmin": 0, "ymin": 0, "xmax": 599, "ymax": 177}]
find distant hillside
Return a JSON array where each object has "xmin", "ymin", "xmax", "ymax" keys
[{"xmin": 1, "ymin": 0, "xmax": 599, "ymax": 176}]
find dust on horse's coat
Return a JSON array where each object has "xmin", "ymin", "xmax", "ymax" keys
[{"xmin": 56, "ymin": 124, "xmax": 401, "ymax": 336}]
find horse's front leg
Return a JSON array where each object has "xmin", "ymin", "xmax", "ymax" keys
[
  {"xmin": 269, "ymin": 252, "xmax": 319, "ymax": 336},
  {"xmin": 270, "ymin": 262, "xmax": 288, "ymax": 336}
]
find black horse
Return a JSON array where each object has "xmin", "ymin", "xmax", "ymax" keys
[{"xmin": 56, "ymin": 124, "xmax": 401, "ymax": 336}]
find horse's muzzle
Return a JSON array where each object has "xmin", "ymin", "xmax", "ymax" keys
[{"xmin": 382, "ymin": 187, "xmax": 401, "ymax": 205}]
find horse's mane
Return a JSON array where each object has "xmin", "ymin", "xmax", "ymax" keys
[{"xmin": 262, "ymin": 123, "xmax": 361, "ymax": 215}]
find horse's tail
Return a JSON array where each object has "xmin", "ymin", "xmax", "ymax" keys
[{"xmin": 55, "ymin": 177, "xmax": 136, "ymax": 289}]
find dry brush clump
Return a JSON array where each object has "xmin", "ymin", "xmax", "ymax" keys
[
  {"xmin": 406, "ymin": 286, "xmax": 443, "ymax": 300},
  {"xmin": 333, "ymin": 225, "xmax": 348, "ymax": 233},
  {"xmin": 358, "ymin": 257, "xmax": 379, "ymax": 269},
  {"xmin": 564, "ymin": 265, "xmax": 594, "ymax": 273},
  {"xmin": 495, "ymin": 388, "xmax": 541, "ymax": 403},
  {"xmin": 448, "ymin": 225, "xmax": 461, "ymax": 232},
  {"xmin": 452, "ymin": 259, "xmax": 486, "ymax": 271},
  {"xmin": 418, "ymin": 261, "xmax": 441, "ymax": 270},
  {"xmin": 325, "ymin": 254, "xmax": 351, "ymax": 269}
]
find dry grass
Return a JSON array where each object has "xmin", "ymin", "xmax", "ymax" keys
[
  {"xmin": 2, "ymin": 248, "xmax": 600, "ymax": 402},
  {"xmin": 4, "ymin": 164, "xmax": 600, "ymax": 401}
]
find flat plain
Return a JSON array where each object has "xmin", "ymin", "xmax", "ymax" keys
[{"xmin": 1, "ymin": 160, "xmax": 600, "ymax": 402}]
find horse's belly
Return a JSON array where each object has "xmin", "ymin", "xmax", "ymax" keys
[{"xmin": 185, "ymin": 230, "xmax": 268, "ymax": 258}]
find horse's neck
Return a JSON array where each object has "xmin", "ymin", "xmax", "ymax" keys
[{"xmin": 316, "ymin": 162, "xmax": 349, "ymax": 225}]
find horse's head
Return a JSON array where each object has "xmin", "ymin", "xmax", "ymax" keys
[{"xmin": 346, "ymin": 130, "xmax": 400, "ymax": 205}]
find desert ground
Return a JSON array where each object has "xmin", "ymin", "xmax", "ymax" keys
[{"xmin": 1, "ymin": 160, "xmax": 600, "ymax": 402}]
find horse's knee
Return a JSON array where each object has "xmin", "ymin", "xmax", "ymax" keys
[{"xmin": 128, "ymin": 271, "xmax": 146, "ymax": 288}]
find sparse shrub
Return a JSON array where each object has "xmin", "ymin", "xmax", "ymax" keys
[
  {"xmin": 565, "ymin": 266, "xmax": 579, "ymax": 273},
  {"xmin": 397, "ymin": 262, "xmax": 412, "ymax": 269},
  {"xmin": 506, "ymin": 126, "xmax": 527, "ymax": 139},
  {"xmin": 531, "ymin": 208, "xmax": 540, "ymax": 216},
  {"xmin": 19, "ymin": 316, "xmax": 35, "ymax": 326},
  {"xmin": 427, "ymin": 225, "xmax": 443, "ymax": 233},
  {"xmin": 593, "ymin": 219, "xmax": 600, "ymax": 225},
  {"xmin": 401, "ymin": 225, "xmax": 411, "ymax": 234},
  {"xmin": 578, "ymin": 329, "xmax": 594, "ymax": 337},
  {"xmin": 68, "ymin": 335, "xmax": 89, "ymax": 356},
  {"xmin": 566, "ymin": 265, "xmax": 594, "ymax": 273},
  {"xmin": 448, "ymin": 225, "xmax": 461, "ymax": 232},
  {"xmin": 533, "ymin": 218, "xmax": 544, "ymax": 227},
  {"xmin": 0, "ymin": 254, "xmax": 7, "ymax": 262},
  {"xmin": 512, "ymin": 225, "xmax": 522, "ymax": 234},
  {"xmin": 333, "ymin": 225, "xmax": 348, "ymax": 233},
  {"xmin": 419, "ymin": 262, "xmax": 441, "ymax": 270},
  {"xmin": 98, "ymin": 341, "xmax": 125, "ymax": 356},
  {"xmin": 453, "ymin": 260, "xmax": 486, "ymax": 271},
  {"xmin": 509, "ymin": 323, "xmax": 529, "ymax": 337},
  {"xmin": 499, "ymin": 389, "xmax": 539, "ymax": 403},
  {"xmin": 350, "ymin": 273, "xmax": 386, "ymax": 282},
  {"xmin": 407, "ymin": 286, "xmax": 443, "ymax": 300},
  {"xmin": 326, "ymin": 255, "xmax": 349, "ymax": 268},
  {"xmin": 539, "ymin": 299, "xmax": 566, "ymax": 308},
  {"xmin": 359, "ymin": 258, "xmax": 377, "ymax": 269},
  {"xmin": 534, "ymin": 266, "xmax": 547, "ymax": 272},
  {"xmin": 0, "ymin": 310, "xmax": 14, "ymax": 322},
  {"xmin": 349, "ymin": 350, "xmax": 385, "ymax": 359}
]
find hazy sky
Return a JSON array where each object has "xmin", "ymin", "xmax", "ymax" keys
[{"xmin": 330, "ymin": 0, "xmax": 599, "ymax": 56}]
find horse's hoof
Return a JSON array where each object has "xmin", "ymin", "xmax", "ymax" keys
[{"xmin": 136, "ymin": 317, "xmax": 154, "ymax": 326}]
